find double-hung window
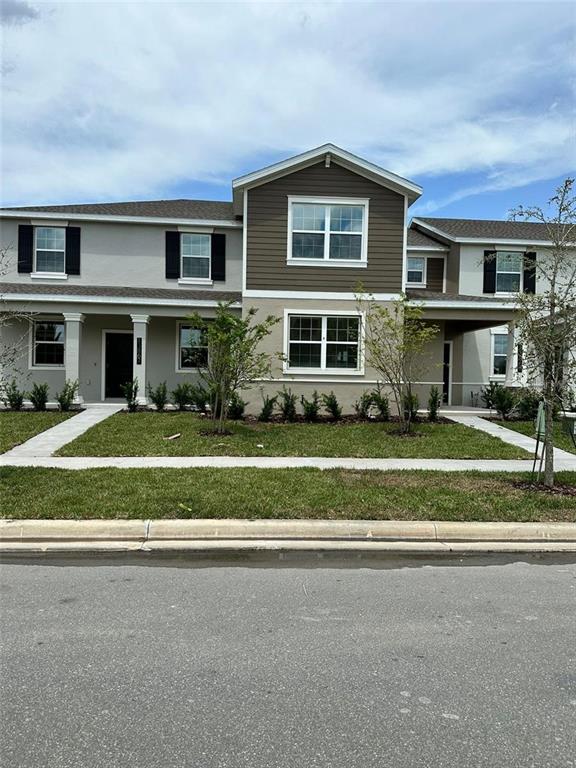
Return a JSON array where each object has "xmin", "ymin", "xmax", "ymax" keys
[
  {"xmin": 178, "ymin": 323, "xmax": 208, "ymax": 370},
  {"xmin": 181, "ymin": 234, "xmax": 211, "ymax": 281},
  {"xmin": 406, "ymin": 256, "xmax": 425, "ymax": 286},
  {"xmin": 286, "ymin": 313, "xmax": 362, "ymax": 372},
  {"xmin": 35, "ymin": 227, "xmax": 65, "ymax": 274},
  {"xmin": 288, "ymin": 199, "xmax": 368, "ymax": 265},
  {"xmin": 32, "ymin": 320, "xmax": 65, "ymax": 367},
  {"xmin": 495, "ymin": 251, "xmax": 523, "ymax": 293},
  {"xmin": 492, "ymin": 333, "xmax": 508, "ymax": 377}
]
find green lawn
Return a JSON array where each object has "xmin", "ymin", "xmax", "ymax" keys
[
  {"xmin": 493, "ymin": 420, "xmax": 576, "ymax": 455},
  {"xmin": 56, "ymin": 412, "xmax": 528, "ymax": 459},
  {"xmin": 0, "ymin": 411, "xmax": 73, "ymax": 454},
  {"xmin": 1, "ymin": 468, "xmax": 575, "ymax": 521}
]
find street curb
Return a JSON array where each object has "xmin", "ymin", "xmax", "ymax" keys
[{"xmin": 1, "ymin": 519, "xmax": 576, "ymax": 554}]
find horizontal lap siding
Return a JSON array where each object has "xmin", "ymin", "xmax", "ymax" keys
[{"xmin": 246, "ymin": 162, "xmax": 404, "ymax": 292}]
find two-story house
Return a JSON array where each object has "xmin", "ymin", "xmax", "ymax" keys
[{"xmin": 0, "ymin": 144, "xmax": 550, "ymax": 411}]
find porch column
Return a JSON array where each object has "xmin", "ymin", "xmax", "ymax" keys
[
  {"xmin": 505, "ymin": 321, "xmax": 516, "ymax": 386},
  {"xmin": 63, "ymin": 312, "xmax": 84, "ymax": 404},
  {"xmin": 130, "ymin": 314, "xmax": 149, "ymax": 405}
]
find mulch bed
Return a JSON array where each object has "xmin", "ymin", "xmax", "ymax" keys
[{"xmin": 513, "ymin": 481, "xmax": 576, "ymax": 497}]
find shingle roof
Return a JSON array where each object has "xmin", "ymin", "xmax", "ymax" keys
[
  {"xmin": 416, "ymin": 217, "xmax": 555, "ymax": 242},
  {"xmin": 1, "ymin": 199, "xmax": 237, "ymax": 221},
  {"xmin": 0, "ymin": 282, "xmax": 241, "ymax": 303},
  {"xmin": 407, "ymin": 228, "xmax": 447, "ymax": 249}
]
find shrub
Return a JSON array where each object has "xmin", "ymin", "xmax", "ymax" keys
[
  {"xmin": 516, "ymin": 388, "xmax": 541, "ymax": 420},
  {"xmin": 428, "ymin": 385, "xmax": 442, "ymax": 422},
  {"xmin": 402, "ymin": 392, "xmax": 419, "ymax": 423},
  {"xmin": 3, "ymin": 379, "xmax": 25, "ymax": 411},
  {"xmin": 371, "ymin": 386, "xmax": 390, "ymax": 422},
  {"xmin": 29, "ymin": 382, "xmax": 49, "ymax": 411},
  {"xmin": 321, "ymin": 391, "xmax": 342, "ymax": 421},
  {"xmin": 481, "ymin": 382, "xmax": 502, "ymax": 410},
  {"xmin": 493, "ymin": 386, "xmax": 517, "ymax": 421},
  {"xmin": 189, "ymin": 385, "xmax": 210, "ymax": 413},
  {"xmin": 301, "ymin": 391, "xmax": 321, "ymax": 422},
  {"xmin": 278, "ymin": 387, "xmax": 297, "ymax": 422},
  {"xmin": 147, "ymin": 381, "xmax": 168, "ymax": 411},
  {"xmin": 228, "ymin": 392, "xmax": 246, "ymax": 420},
  {"xmin": 56, "ymin": 380, "xmax": 78, "ymax": 412},
  {"xmin": 120, "ymin": 379, "xmax": 139, "ymax": 412},
  {"xmin": 354, "ymin": 391, "xmax": 373, "ymax": 420},
  {"xmin": 258, "ymin": 393, "xmax": 277, "ymax": 422},
  {"xmin": 172, "ymin": 383, "xmax": 193, "ymax": 411}
]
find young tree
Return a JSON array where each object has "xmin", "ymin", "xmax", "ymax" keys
[
  {"xmin": 188, "ymin": 302, "xmax": 280, "ymax": 434},
  {"xmin": 509, "ymin": 178, "xmax": 576, "ymax": 487},
  {"xmin": 0, "ymin": 245, "xmax": 33, "ymax": 392},
  {"xmin": 359, "ymin": 293, "xmax": 440, "ymax": 433}
]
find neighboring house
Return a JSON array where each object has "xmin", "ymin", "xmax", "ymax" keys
[{"xmin": 0, "ymin": 144, "xmax": 554, "ymax": 410}]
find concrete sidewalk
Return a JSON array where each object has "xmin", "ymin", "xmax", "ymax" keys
[{"xmin": 2, "ymin": 519, "xmax": 576, "ymax": 554}]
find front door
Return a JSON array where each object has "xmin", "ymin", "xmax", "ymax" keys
[
  {"xmin": 442, "ymin": 341, "xmax": 452, "ymax": 405},
  {"xmin": 104, "ymin": 332, "xmax": 133, "ymax": 398}
]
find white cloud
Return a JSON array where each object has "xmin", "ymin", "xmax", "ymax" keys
[{"xmin": 1, "ymin": 1, "xmax": 574, "ymax": 207}]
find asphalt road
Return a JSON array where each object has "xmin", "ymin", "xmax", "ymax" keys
[{"xmin": 1, "ymin": 554, "xmax": 575, "ymax": 768}]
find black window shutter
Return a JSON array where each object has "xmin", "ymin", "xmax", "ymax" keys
[
  {"xmin": 65, "ymin": 227, "xmax": 81, "ymax": 275},
  {"xmin": 165, "ymin": 231, "xmax": 181, "ymax": 279},
  {"xmin": 18, "ymin": 225, "xmax": 34, "ymax": 273},
  {"xmin": 483, "ymin": 250, "xmax": 496, "ymax": 293},
  {"xmin": 211, "ymin": 233, "xmax": 226, "ymax": 282},
  {"xmin": 523, "ymin": 252, "xmax": 536, "ymax": 294}
]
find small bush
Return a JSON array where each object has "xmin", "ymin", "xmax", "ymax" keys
[
  {"xmin": 189, "ymin": 385, "xmax": 210, "ymax": 413},
  {"xmin": 228, "ymin": 392, "xmax": 246, "ymax": 420},
  {"xmin": 371, "ymin": 386, "xmax": 390, "ymax": 422},
  {"xmin": 56, "ymin": 380, "xmax": 78, "ymax": 412},
  {"xmin": 29, "ymin": 382, "xmax": 49, "ymax": 411},
  {"xmin": 403, "ymin": 392, "xmax": 419, "ymax": 423},
  {"xmin": 278, "ymin": 387, "xmax": 297, "ymax": 422},
  {"xmin": 321, "ymin": 391, "xmax": 342, "ymax": 421},
  {"xmin": 516, "ymin": 388, "xmax": 541, "ymax": 420},
  {"xmin": 493, "ymin": 386, "xmax": 517, "ymax": 421},
  {"xmin": 428, "ymin": 385, "xmax": 442, "ymax": 422},
  {"xmin": 354, "ymin": 391, "xmax": 373, "ymax": 420},
  {"xmin": 258, "ymin": 393, "xmax": 277, "ymax": 422},
  {"xmin": 481, "ymin": 382, "xmax": 502, "ymax": 410},
  {"xmin": 172, "ymin": 383, "xmax": 193, "ymax": 411},
  {"xmin": 147, "ymin": 381, "xmax": 168, "ymax": 411},
  {"xmin": 120, "ymin": 379, "xmax": 139, "ymax": 412},
  {"xmin": 301, "ymin": 391, "xmax": 321, "ymax": 422},
  {"xmin": 3, "ymin": 379, "xmax": 25, "ymax": 411}
]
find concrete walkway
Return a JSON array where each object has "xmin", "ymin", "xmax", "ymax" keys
[
  {"xmin": 3, "ymin": 404, "xmax": 123, "ymax": 458},
  {"xmin": 448, "ymin": 414, "xmax": 576, "ymax": 461}
]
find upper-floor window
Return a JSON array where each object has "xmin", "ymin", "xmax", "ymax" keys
[
  {"xmin": 177, "ymin": 323, "xmax": 208, "ymax": 370},
  {"xmin": 285, "ymin": 312, "xmax": 362, "ymax": 373},
  {"xmin": 287, "ymin": 198, "xmax": 368, "ymax": 266},
  {"xmin": 181, "ymin": 234, "xmax": 211, "ymax": 280},
  {"xmin": 32, "ymin": 320, "xmax": 65, "ymax": 367},
  {"xmin": 496, "ymin": 251, "xmax": 523, "ymax": 293},
  {"xmin": 35, "ymin": 227, "xmax": 65, "ymax": 274},
  {"xmin": 406, "ymin": 256, "xmax": 425, "ymax": 286}
]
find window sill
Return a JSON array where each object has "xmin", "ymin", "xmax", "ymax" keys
[
  {"xmin": 286, "ymin": 259, "xmax": 367, "ymax": 269},
  {"xmin": 489, "ymin": 375, "xmax": 506, "ymax": 381},
  {"xmin": 30, "ymin": 272, "xmax": 68, "ymax": 280},
  {"xmin": 406, "ymin": 282, "xmax": 426, "ymax": 289},
  {"xmin": 178, "ymin": 278, "xmax": 213, "ymax": 286},
  {"xmin": 29, "ymin": 365, "xmax": 65, "ymax": 371},
  {"xmin": 284, "ymin": 367, "xmax": 364, "ymax": 376}
]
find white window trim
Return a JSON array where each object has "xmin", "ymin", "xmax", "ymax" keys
[
  {"xmin": 286, "ymin": 196, "xmax": 369, "ymax": 267},
  {"xmin": 180, "ymin": 232, "xmax": 212, "ymax": 284},
  {"xmin": 490, "ymin": 329, "xmax": 508, "ymax": 380},
  {"xmin": 282, "ymin": 308, "xmax": 365, "ymax": 376},
  {"xmin": 406, "ymin": 255, "xmax": 427, "ymax": 288},
  {"xmin": 29, "ymin": 317, "xmax": 65, "ymax": 370},
  {"xmin": 175, "ymin": 321, "xmax": 209, "ymax": 373},
  {"xmin": 495, "ymin": 251, "xmax": 524, "ymax": 296},
  {"xmin": 34, "ymin": 226, "xmax": 67, "ymax": 277}
]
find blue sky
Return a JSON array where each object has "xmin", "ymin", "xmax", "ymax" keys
[{"xmin": 1, "ymin": 0, "xmax": 574, "ymax": 220}]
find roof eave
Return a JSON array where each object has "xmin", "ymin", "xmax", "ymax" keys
[{"xmin": 0, "ymin": 211, "xmax": 243, "ymax": 228}]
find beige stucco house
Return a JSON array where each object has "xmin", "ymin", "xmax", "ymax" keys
[{"xmin": 1, "ymin": 144, "xmax": 549, "ymax": 411}]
